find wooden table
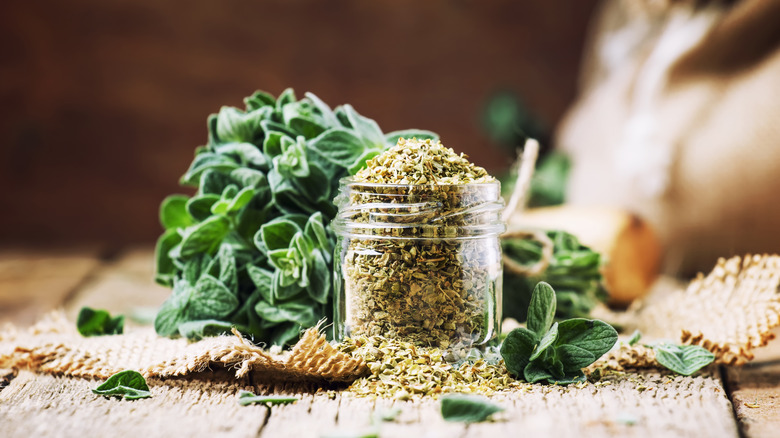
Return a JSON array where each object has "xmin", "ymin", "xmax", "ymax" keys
[{"xmin": 1, "ymin": 247, "xmax": 778, "ymax": 438}]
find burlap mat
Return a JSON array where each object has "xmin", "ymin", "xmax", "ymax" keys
[
  {"xmin": 2, "ymin": 254, "xmax": 778, "ymax": 388},
  {"xmin": 0, "ymin": 312, "xmax": 367, "ymax": 384}
]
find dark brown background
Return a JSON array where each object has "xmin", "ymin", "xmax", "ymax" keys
[{"xmin": 0, "ymin": 0, "xmax": 599, "ymax": 248}]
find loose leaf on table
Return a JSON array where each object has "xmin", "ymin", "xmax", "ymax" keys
[
  {"xmin": 653, "ymin": 343, "xmax": 715, "ymax": 376},
  {"xmin": 76, "ymin": 307, "xmax": 124, "ymax": 336},
  {"xmin": 440, "ymin": 394, "xmax": 504, "ymax": 423},
  {"xmin": 92, "ymin": 370, "xmax": 151, "ymax": 400},
  {"xmin": 237, "ymin": 390, "xmax": 297, "ymax": 407}
]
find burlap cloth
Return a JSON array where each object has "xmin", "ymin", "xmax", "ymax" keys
[
  {"xmin": 0, "ymin": 314, "xmax": 367, "ymax": 385},
  {"xmin": 1, "ymin": 254, "xmax": 778, "ymax": 386}
]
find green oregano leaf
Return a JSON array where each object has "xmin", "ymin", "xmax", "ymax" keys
[
  {"xmin": 76, "ymin": 307, "xmax": 124, "ymax": 336},
  {"xmin": 653, "ymin": 343, "xmax": 715, "ymax": 376},
  {"xmin": 628, "ymin": 330, "xmax": 642, "ymax": 346},
  {"xmin": 500, "ymin": 281, "xmax": 618, "ymax": 385},
  {"xmin": 530, "ymin": 322, "xmax": 558, "ymax": 361},
  {"xmin": 92, "ymin": 370, "xmax": 151, "ymax": 400},
  {"xmin": 159, "ymin": 195, "xmax": 194, "ymax": 229},
  {"xmin": 309, "ymin": 128, "xmax": 369, "ymax": 168},
  {"xmin": 179, "ymin": 215, "xmax": 231, "ymax": 258},
  {"xmin": 500, "ymin": 327, "xmax": 537, "ymax": 377},
  {"xmin": 237, "ymin": 390, "xmax": 297, "ymax": 407},
  {"xmin": 555, "ymin": 318, "xmax": 618, "ymax": 360},
  {"xmin": 178, "ymin": 319, "xmax": 236, "ymax": 340},
  {"xmin": 440, "ymin": 394, "xmax": 504, "ymax": 423},
  {"xmin": 526, "ymin": 281, "xmax": 556, "ymax": 337}
]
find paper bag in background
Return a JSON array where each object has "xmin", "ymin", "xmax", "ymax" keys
[{"xmin": 557, "ymin": 0, "xmax": 780, "ymax": 276}]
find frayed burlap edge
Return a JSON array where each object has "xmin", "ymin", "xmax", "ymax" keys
[
  {"xmin": 0, "ymin": 312, "xmax": 368, "ymax": 385},
  {"xmin": 631, "ymin": 254, "xmax": 780, "ymax": 366}
]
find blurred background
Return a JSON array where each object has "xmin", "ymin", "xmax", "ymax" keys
[
  {"xmin": 0, "ymin": 0, "xmax": 598, "ymax": 248},
  {"xmin": 3, "ymin": 0, "xmax": 779, "ymax": 282}
]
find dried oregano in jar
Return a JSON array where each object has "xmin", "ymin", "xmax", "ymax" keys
[{"xmin": 332, "ymin": 138, "xmax": 505, "ymax": 350}]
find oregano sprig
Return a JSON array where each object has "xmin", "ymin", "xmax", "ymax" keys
[
  {"xmin": 154, "ymin": 88, "xmax": 437, "ymax": 346},
  {"xmin": 500, "ymin": 281, "xmax": 618, "ymax": 384}
]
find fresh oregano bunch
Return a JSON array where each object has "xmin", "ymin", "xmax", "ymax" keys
[
  {"xmin": 154, "ymin": 88, "xmax": 437, "ymax": 346},
  {"xmin": 502, "ymin": 230, "xmax": 608, "ymax": 321},
  {"xmin": 500, "ymin": 281, "xmax": 618, "ymax": 384}
]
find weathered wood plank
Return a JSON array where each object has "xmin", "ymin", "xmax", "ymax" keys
[
  {"xmin": 0, "ymin": 248, "xmax": 103, "ymax": 326},
  {"xmin": 260, "ymin": 371, "xmax": 738, "ymax": 438},
  {"xmin": 724, "ymin": 327, "xmax": 780, "ymax": 438},
  {"xmin": 0, "ymin": 371, "xmax": 267, "ymax": 438}
]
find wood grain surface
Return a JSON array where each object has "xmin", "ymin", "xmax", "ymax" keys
[{"xmin": 1, "ymin": 248, "xmax": 778, "ymax": 437}]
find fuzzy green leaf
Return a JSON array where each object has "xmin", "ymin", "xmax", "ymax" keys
[
  {"xmin": 555, "ymin": 318, "xmax": 618, "ymax": 361},
  {"xmin": 440, "ymin": 394, "xmax": 504, "ymax": 423},
  {"xmin": 181, "ymin": 152, "xmax": 239, "ymax": 186},
  {"xmin": 523, "ymin": 361, "xmax": 555, "ymax": 384},
  {"xmin": 154, "ymin": 229, "xmax": 182, "ymax": 287},
  {"xmin": 160, "ymin": 195, "xmax": 194, "ymax": 229},
  {"xmin": 527, "ymin": 282, "xmax": 556, "ymax": 337},
  {"xmin": 309, "ymin": 128, "xmax": 369, "ymax": 168},
  {"xmin": 186, "ymin": 275, "xmax": 239, "ymax": 320},
  {"xmin": 258, "ymin": 219, "xmax": 300, "ymax": 252},
  {"xmin": 342, "ymin": 104, "xmax": 384, "ymax": 147},
  {"xmin": 237, "ymin": 390, "xmax": 298, "ymax": 407},
  {"xmin": 93, "ymin": 370, "xmax": 151, "ymax": 400},
  {"xmin": 244, "ymin": 90, "xmax": 275, "ymax": 111},
  {"xmin": 653, "ymin": 344, "xmax": 715, "ymax": 376},
  {"xmin": 500, "ymin": 327, "xmax": 537, "ymax": 377},
  {"xmin": 177, "ymin": 319, "xmax": 235, "ymax": 340},
  {"xmin": 530, "ymin": 322, "xmax": 558, "ymax": 361},
  {"xmin": 179, "ymin": 215, "xmax": 231, "ymax": 258},
  {"xmin": 77, "ymin": 307, "xmax": 124, "ymax": 336},
  {"xmin": 216, "ymin": 107, "xmax": 263, "ymax": 143}
]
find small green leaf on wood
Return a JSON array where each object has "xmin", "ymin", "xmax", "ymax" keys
[
  {"xmin": 237, "ymin": 390, "xmax": 298, "ymax": 407},
  {"xmin": 440, "ymin": 394, "xmax": 504, "ymax": 423},
  {"xmin": 653, "ymin": 343, "xmax": 715, "ymax": 376}
]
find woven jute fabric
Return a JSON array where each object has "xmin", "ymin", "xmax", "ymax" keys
[
  {"xmin": 0, "ymin": 312, "xmax": 367, "ymax": 384},
  {"xmin": 634, "ymin": 254, "xmax": 780, "ymax": 365}
]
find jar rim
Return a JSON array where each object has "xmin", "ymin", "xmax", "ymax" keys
[{"xmin": 338, "ymin": 176, "xmax": 501, "ymax": 189}]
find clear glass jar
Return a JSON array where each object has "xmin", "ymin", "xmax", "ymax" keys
[{"xmin": 331, "ymin": 178, "xmax": 505, "ymax": 350}]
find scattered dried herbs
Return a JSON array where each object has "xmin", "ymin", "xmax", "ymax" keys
[
  {"xmin": 334, "ymin": 138, "xmax": 504, "ymax": 349},
  {"xmin": 154, "ymin": 88, "xmax": 437, "ymax": 346},
  {"xmin": 339, "ymin": 334, "xmax": 523, "ymax": 399},
  {"xmin": 500, "ymin": 282, "xmax": 618, "ymax": 384}
]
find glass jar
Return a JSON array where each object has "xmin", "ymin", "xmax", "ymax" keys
[{"xmin": 331, "ymin": 178, "xmax": 505, "ymax": 350}]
